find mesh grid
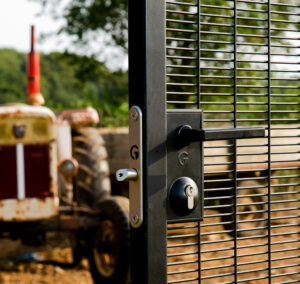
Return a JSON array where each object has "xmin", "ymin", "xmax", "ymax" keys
[{"xmin": 166, "ymin": 0, "xmax": 300, "ymax": 282}]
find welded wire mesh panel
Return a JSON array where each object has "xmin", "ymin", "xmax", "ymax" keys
[{"xmin": 166, "ymin": 0, "xmax": 299, "ymax": 283}]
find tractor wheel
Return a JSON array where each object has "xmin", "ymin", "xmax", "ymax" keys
[
  {"xmin": 221, "ymin": 180, "xmax": 266, "ymax": 237},
  {"xmin": 72, "ymin": 127, "xmax": 111, "ymax": 208},
  {"xmin": 88, "ymin": 196, "xmax": 130, "ymax": 284}
]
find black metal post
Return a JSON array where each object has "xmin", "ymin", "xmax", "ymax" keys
[{"xmin": 129, "ymin": 0, "xmax": 167, "ymax": 283}]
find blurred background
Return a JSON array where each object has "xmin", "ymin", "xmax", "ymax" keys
[{"xmin": 0, "ymin": 0, "xmax": 129, "ymax": 127}]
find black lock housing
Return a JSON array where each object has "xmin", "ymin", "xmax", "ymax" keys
[{"xmin": 169, "ymin": 177, "xmax": 199, "ymax": 216}]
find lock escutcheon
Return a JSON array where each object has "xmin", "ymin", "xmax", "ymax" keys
[{"xmin": 169, "ymin": 177, "xmax": 199, "ymax": 216}]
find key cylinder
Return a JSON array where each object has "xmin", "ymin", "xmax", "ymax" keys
[{"xmin": 169, "ymin": 177, "xmax": 199, "ymax": 216}]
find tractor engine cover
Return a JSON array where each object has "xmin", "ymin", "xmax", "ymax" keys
[{"xmin": 0, "ymin": 104, "xmax": 58, "ymax": 221}]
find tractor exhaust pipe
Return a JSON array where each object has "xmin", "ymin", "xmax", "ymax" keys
[{"xmin": 27, "ymin": 25, "xmax": 44, "ymax": 106}]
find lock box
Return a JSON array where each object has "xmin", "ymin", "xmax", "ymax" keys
[{"xmin": 167, "ymin": 109, "xmax": 204, "ymax": 222}]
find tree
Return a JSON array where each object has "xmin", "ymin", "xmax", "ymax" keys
[
  {"xmin": 0, "ymin": 49, "xmax": 129, "ymax": 126},
  {"xmin": 31, "ymin": 0, "xmax": 298, "ymax": 124},
  {"xmin": 31, "ymin": 0, "xmax": 128, "ymax": 51}
]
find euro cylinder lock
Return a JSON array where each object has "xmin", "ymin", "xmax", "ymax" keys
[{"xmin": 169, "ymin": 177, "xmax": 199, "ymax": 216}]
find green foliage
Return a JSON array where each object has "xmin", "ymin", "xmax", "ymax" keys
[
  {"xmin": 0, "ymin": 49, "xmax": 129, "ymax": 127},
  {"xmin": 166, "ymin": 0, "xmax": 299, "ymax": 125},
  {"xmin": 0, "ymin": 49, "xmax": 27, "ymax": 104},
  {"xmin": 32, "ymin": 0, "xmax": 128, "ymax": 51}
]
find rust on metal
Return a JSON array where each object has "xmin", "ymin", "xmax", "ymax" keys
[
  {"xmin": 0, "ymin": 197, "xmax": 59, "ymax": 222},
  {"xmin": 57, "ymin": 107, "xmax": 100, "ymax": 127},
  {"xmin": 0, "ymin": 104, "xmax": 59, "ymax": 221},
  {"xmin": 57, "ymin": 158, "xmax": 79, "ymax": 177}
]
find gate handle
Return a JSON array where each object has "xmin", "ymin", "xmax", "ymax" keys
[{"xmin": 177, "ymin": 125, "xmax": 265, "ymax": 144}]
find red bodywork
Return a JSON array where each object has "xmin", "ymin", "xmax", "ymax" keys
[
  {"xmin": 0, "ymin": 145, "xmax": 51, "ymax": 200},
  {"xmin": 27, "ymin": 26, "xmax": 44, "ymax": 106},
  {"xmin": 27, "ymin": 52, "xmax": 40, "ymax": 96}
]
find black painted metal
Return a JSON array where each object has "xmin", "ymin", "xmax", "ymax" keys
[
  {"xmin": 129, "ymin": 0, "xmax": 167, "ymax": 283},
  {"xmin": 177, "ymin": 126, "xmax": 265, "ymax": 143},
  {"xmin": 130, "ymin": 0, "xmax": 300, "ymax": 283},
  {"xmin": 167, "ymin": 110, "xmax": 203, "ymax": 221}
]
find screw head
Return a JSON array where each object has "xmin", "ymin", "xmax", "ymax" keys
[
  {"xmin": 130, "ymin": 108, "xmax": 139, "ymax": 121},
  {"xmin": 131, "ymin": 213, "xmax": 139, "ymax": 224}
]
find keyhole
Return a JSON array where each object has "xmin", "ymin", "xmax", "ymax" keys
[{"xmin": 185, "ymin": 185, "xmax": 195, "ymax": 210}]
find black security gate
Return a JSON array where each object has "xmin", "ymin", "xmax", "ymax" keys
[{"xmin": 128, "ymin": 0, "xmax": 299, "ymax": 283}]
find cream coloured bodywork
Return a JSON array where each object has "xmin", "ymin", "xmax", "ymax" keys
[
  {"xmin": 0, "ymin": 104, "xmax": 59, "ymax": 221},
  {"xmin": 0, "ymin": 197, "xmax": 59, "ymax": 221}
]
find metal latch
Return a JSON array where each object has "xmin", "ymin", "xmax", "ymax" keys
[
  {"xmin": 116, "ymin": 168, "xmax": 138, "ymax": 182},
  {"xmin": 116, "ymin": 106, "xmax": 143, "ymax": 228}
]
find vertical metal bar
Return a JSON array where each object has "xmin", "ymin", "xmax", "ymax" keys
[
  {"xmin": 197, "ymin": 0, "xmax": 201, "ymax": 110},
  {"xmin": 267, "ymin": 0, "xmax": 272, "ymax": 282},
  {"xmin": 198, "ymin": 221, "xmax": 201, "ymax": 282},
  {"xmin": 197, "ymin": 0, "xmax": 202, "ymax": 281},
  {"xmin": 233, "ymin": 0, "xmax": 238, "ymax": 282},
  {"xmin": 129, "ymin": 0, "xmax": 167, "ymax": 283},
  {"xmin": 16, "ymin": 143, "xmax": 25, "ymax": 200}
]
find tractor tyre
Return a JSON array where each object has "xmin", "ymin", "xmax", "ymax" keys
[
  {"xmin": 72, "ymin": 127, "xmax": 111, "ymax": 209},
  {"xmin": 88, "ymin": 196, "xmax": 130, "ymax": 284},
  {"xmin": 221, "ymin": 180, "xmax": 266, "ymax": 237}
]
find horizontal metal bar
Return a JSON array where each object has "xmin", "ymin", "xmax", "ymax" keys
[
  {"xmin": 235, "ymin": 275, "xmax": 269, "ymax": 283},
  {"xmin": 201, "ymin": 237, "xmax": 234, "ymax": 245},
  {"xmin": 237, "ymin": 259, "xmax": 269, "ymax": 267},
  {"xmin": 167, "ymin": 233, "xmax": 198, "ymax": 239},
  {"xmin": 167, "ymin": 277, "xmax": 199, "ymax": 284},
  {"xmin": 201, "ymin": 246, "xmax": 234, "ymax": 254},
  {"xmin": 167, "ymin": 260, "xmax": 198, "ymax": 267},
  {"xmin": 166, "ymin": 9, "xmax": 197, "ymax": 16},
  {"xmin": 237, "ymin": 267, "xmax": 269, "ymax": 276},
  {"xmin": 271, "ymin": 254, "xmax": 300, "ymax": 262},
  {"xmin": 166, "ymin": 1, "xmax": 196, "ymax": 7},
  {"xmin": 167, "ymin": 242, "xmax": 197, "ymax": 249},
  {"xmin": 270, "ymin": 2, "xmax": 300, "ymax": 8},
  {"xmin": 201, "ymin": 263, "xmax": 235, "ymax": 272},
  {"xmin": 201, "ymin": 254, "xmax": 237, "ymax": 263},
  {"xmin": 271, "ymin": 271, "xmax": 300, "ymax": 279},
  {"xmin": 167, "ymin": 224, "xmax": 197, "ymax": 230},
  {"xmin": 273, "ymin": 280, "xmax": 300, "ymax": 284},
  {"xmin": 168, "ymin": 268, "xmax": 198, "ymax": 276},
  {"xmin": 167, "ymin": 250, "xmax": 198, "ymax": 258},
  {"xmin": 272, "ymin": 263, "xmax": 300, "ymax": 271},
  {"xmin": 201, "ymin": 271, "xmax": 235, "ymax": 280}
]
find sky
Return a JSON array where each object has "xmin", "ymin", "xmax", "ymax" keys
[
  {"xmin": 0, "ymin": 1, "xmax": 297, "ymax": 72},
  {"xmin": 0, "ymin": 0, "xmax": 69, "ymax": 53},
  {"xmin": 0, "ymin": 0, "xmax": 128, "ymax": 70}
]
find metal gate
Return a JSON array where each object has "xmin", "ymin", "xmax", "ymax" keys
[{"xmin": 128, "ymin": 0, "xmax": 299, "ymax": 283}]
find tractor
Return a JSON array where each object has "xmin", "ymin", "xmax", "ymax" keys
[{"xmin": 0, "ymin": 26, "xmax": 130, "ymax": 284}]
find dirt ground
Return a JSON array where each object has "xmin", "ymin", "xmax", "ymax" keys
[
  {"xmin": 167, "ymin": 208, "xmax": 300, "ymax": 283},
  {"xmin": 0, "ymin": 233, "xmax": 93, "ymax": 284},
  {"xmin": 0, "ymin": 208, "xmax": 299, "ymax": 283},
  {"xmin": 0, "ymin": 263, "xmax": 93, "ymax": 284},
  {"xmin": 0, "ymin": 236, "xmax": 94, "ymax": 284}
]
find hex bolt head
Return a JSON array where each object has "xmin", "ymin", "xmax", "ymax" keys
[{"xmin": 130, "ymin": 108, "xmax": 139, "ymax": 121}]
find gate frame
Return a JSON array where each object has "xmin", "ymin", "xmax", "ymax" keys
[{"xmin": 129, "ymin": 0, "xmax": 167, "ymax": 283}]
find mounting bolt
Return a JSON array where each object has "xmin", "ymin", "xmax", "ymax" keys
[
  {"xmin": 131, "ymin": 213, "xmax": 139, "ymax": 224},
  {"xmin": 130, "ymin": 108, "xmax": 139, "ymax": 121}
]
